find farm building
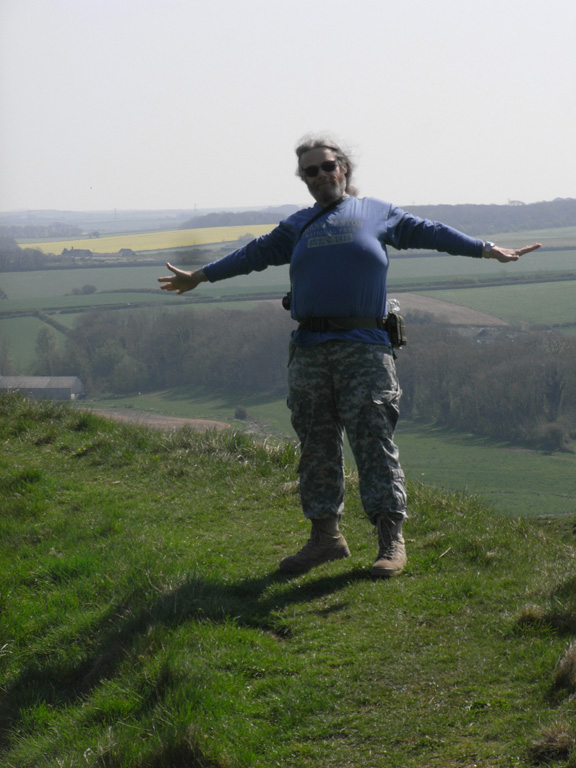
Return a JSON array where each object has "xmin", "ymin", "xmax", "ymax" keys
[{"xmin": 0, "ymin": 376, "xmax": 85, "ymax": 401}]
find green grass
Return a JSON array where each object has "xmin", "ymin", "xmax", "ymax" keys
[{"xmin": 1, "ymin": 392, "xmax": 576, "ymax": 767}]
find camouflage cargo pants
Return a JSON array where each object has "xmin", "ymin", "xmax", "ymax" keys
[{"xmin": 287, "ymin": 340, "xmax": 407, "ymax": 523}]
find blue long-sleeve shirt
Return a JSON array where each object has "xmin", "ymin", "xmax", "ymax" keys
[{"xmin": 203, "ymin": 196, "xmax": 484, "ymax": 346}]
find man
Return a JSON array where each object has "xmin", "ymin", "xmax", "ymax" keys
[{"xmin": 158, "ymin": 135, "xmax": 540, "ymax": 578}]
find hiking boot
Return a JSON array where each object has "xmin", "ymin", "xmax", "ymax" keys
[
  {"xmin": 279, "ymin": 517, "xmax": 351, "ymax": 573},
  {"xmin": 371, "ymin": 516, "xmax": 407, "ymax": 578}
]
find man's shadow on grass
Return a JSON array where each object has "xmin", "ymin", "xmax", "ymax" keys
[{"xmin": 0, "ymin": 565, "xmax": 367, "ymax": 747}]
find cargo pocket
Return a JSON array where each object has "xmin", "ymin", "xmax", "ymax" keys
[{"xmin": 368, "ymin": 385, "xmax": 401, "ymax": 438}]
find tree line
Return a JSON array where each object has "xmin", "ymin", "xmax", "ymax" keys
[
  {"xmin": 396, "ymin": 320, "xmax": 576, "ymax": 452},
  {"xmin": 403, "ymin": 197, "xmax": 576, "ymax": 236},
  {"xmin": 0, "ymin": 238, "xmax": 139, "ymax": 274},
  {"xmin": 30, "ymin": 304, "xmax": 293, "ymax": 396},
  {"xmin": 21, "ymin": 303, "xmax": 576, "ymax": 452},
  {"xmin": 0, "ymin": 237, "xmax": 51, "ymax": 272},
  {"xmin": 0, "ymin": 223, "xmax": 82, "ymax": 239},
  {"xmin": 179, "ymin": 198, "xmax": 576, "ymax": 236},
  {"xmin": 179, "ymin": 205, "xmax": 299, "ymax": 230}
]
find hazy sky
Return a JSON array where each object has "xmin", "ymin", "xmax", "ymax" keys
[{"xmin": 1, "ymin": 0, "xmax": 575, "ymax": 212}]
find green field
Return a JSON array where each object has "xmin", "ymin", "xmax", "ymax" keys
[
  {"xmin": 489, "ymin": 225, "xmax": 576, "ymax": 248},
  {"xmin": 0, "ymin": 316, "xmax": 71, "ymax": 370},
  {"xmin": 389, "ymin": 246, "xmax": 576, "ymax": 284},
  {"xmin": 0, "ymin": 265, "xmax": 290, "ymax": 303},
  {"xmin": 1, "ymin": 246, "xmax": 574, "ymax": 310},
  {"xmin": 420, "ymin": 279, "xmax": 576, "ymax": 327},
  {"xmin": 395, "ymin": 422, "xmax": 576, "ymax": 518}
]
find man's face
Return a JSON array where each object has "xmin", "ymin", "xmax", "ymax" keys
[{"xmin": 299, "ymin": 147, "xmax": 347, "ymax": 206}]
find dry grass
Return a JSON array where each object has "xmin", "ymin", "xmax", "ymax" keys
[
  {"xmin": 555, "ymin": 641, "xmax": 576, "ymax": 692},
  {"xmin": 529, "ymin": 722, "xmax": 576, "ymax": 765}
]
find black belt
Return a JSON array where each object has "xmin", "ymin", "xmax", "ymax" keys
[{"xmin": 298, "ymin": 317, "xmax": 386, "ymax": 332}]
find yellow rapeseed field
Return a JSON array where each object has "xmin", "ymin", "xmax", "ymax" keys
[{"xmin": 23, "ymin": 224, "xmax": 276, "ymax": 254}]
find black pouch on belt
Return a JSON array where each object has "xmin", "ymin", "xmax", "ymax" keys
[{"xmin": 384, "ymin": 312, "xmax": 407, "ymax": 348}]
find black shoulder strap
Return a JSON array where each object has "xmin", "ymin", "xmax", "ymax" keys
[
  {"xmin": 283, "ymin": 198, "xmax": 343, "ymax": 312},
  {"xmin": 294, "ymin": 198, "xmax": 341, "ymax": 246}
]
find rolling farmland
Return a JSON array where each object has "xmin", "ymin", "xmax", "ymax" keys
[
  {"xmin": 4, "ymin": 225, "xmax": 576, "ymax": 369},
  {"xmin": 3, "ymin": 224, "xmax": 576, "ymax": 521}
]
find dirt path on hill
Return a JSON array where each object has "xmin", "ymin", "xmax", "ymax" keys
[
  {"xmin": 91, "ymin": 409, "xmax": 230, "ymax": 432},
  {"xmin": 261, "ymin": 293, "xmax": 509, "ymax": 326},
  {"xmin": 393, "ymin": 293, "xmax": 509, "ymax": 326}
]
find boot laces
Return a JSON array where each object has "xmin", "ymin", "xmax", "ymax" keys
[{"xmin": 376, "ymin": 518, "xmax": 403, "ymax": 559}]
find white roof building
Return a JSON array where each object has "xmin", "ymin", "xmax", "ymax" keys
[{"xmin": 0, "ymin": 376, "xmax": 85, "ymax": 401}]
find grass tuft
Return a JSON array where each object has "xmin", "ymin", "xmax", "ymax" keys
[
  {"xmin": 0, "ymin": 467, "xmax": 44, "ymax": 494},
  {"xmin": 529, "ymin": 722, "xmax": 576, "ymax": 765},
  {"xmin": 554, "ymin": 640, "xmax": 576, "ymax": 692}
]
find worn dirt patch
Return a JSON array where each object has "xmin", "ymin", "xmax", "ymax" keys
[
  {"xmin": 91, "ymin": 409, "xmax": 230, "ymax": 432},
  {"xmin": 265, "ymin": 293, "xmax": 508, "ymax": 325}
]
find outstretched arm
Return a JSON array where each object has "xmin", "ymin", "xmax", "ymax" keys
[
  {"xmin": 484, "ymin": 242, "xmax": 541, "ymax": 263},
  {"xmin": 157, "ymin": 263, "xmax": 208, "ymax": 294}
]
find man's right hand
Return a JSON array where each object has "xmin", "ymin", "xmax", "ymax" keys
[{"xmin": 157, "ymin": 263, "xmax": 207, "ymax": 294}]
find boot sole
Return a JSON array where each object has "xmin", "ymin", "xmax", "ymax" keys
[
  {"xmin": 279, "ymin": 548, "xmax": 351, "ymax": 574},
  {"xmin": 370, "ymin": 563, "xmax": 405, "ymax": 578}
]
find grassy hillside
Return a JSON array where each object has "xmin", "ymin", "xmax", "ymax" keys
[
  {"xmin": 80, "ymin": 389, "xmax": 576, "ymax": 519},
  {"xmin": 1, "ymin": 393, "xmax": 576, "ymax": 767}
]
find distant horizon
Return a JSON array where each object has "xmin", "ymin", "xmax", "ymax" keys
[{"xmin": 2, "ymin": 195, "xmax": 575, "ymax": 218}]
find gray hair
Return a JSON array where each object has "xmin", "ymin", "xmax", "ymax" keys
[{"xmin": 295, "ymin": 133, "xmax": 358, "ymax": 196}]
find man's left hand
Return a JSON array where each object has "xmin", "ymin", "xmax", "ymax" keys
[{"xmin": 488, "ymin": 243, "xmax": 541, "ymax": 263}]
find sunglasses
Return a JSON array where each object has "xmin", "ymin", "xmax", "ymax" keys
[{"xmin": 302, "ymin": 160, "xmax": 339, "ymax": 178}]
